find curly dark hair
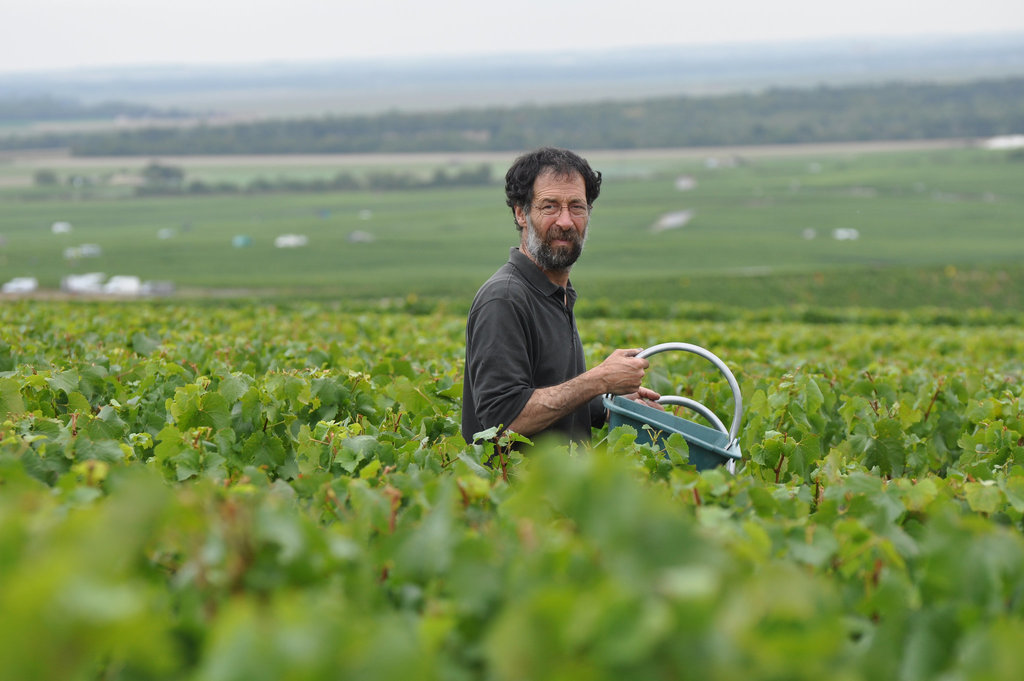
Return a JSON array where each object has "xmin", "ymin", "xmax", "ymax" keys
[{"xmin": 504, "ymin": 147, "xmax": 602, "ymax": 231}]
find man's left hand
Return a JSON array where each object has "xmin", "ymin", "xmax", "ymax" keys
[{"xmin": 626, "ymin": 386, "xmax": 664, "ymax": 410}]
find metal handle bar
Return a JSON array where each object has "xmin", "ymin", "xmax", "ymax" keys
[
  {"xmin": 657, "ymin": 395, "xmax": 728, "ymax": 434},
  {"xmin": 637, "ymin": 342, "xmax": 742, "ymax": 442}
]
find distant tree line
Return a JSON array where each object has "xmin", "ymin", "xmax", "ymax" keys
[
  {"xmin": 0, "ymin": 95, "xmax": 190, "ymax": 123},
  {"xmin": 132, "ymin": 162, "xmax": 492, "ymax": 196},
  {"xmin": 3, "ymin": 78, "xmax": 1023, "ymax": 154}
]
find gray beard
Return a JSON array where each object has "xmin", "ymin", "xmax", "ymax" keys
[{"xmin": 524, "ymin": 213, "xmax": 588, "ymax": 272}]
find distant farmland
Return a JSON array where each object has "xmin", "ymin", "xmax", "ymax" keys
[{"xmin": 1, "ymin": 142, "xmax": 1022, "ymax": 310}]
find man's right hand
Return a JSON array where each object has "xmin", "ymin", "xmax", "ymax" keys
[{"xmin": 595, "ymin": 348, "xmax": 650, "ymax": 395}]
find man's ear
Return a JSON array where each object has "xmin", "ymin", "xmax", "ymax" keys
[{"xmin": 514, "ymin": 205, "xmax": 527, "ymax": 229}]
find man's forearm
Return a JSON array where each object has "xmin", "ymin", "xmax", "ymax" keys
[
  {"xmin": 506, "ymin": 370, "xmax": 605, "ymax": 437},
  {"xmin": 502, "ymin": 348, "xmax": 650, "ymax": 438}
]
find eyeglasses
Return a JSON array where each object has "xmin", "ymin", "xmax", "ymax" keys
[{"xmin": 532, "ymin": 201, "xmax": 590, "ymax": 218}]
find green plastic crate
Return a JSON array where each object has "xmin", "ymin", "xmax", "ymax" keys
[
  {"xmin": 604, "ymin": 395, "xmax": 740, "ymax": 470},
  {"xmin": 603, "ymin": 342, "xmax": 743, "ymax": 472}
]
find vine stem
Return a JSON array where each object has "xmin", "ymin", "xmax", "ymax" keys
[
  {"xmin": 384, "ymin": 485, "xmax": 402, "ymax": 534},
  {"xmin": 864, "ymin": 371, "xmax": 882, "ymax": 417},
  {"xmin": 497, "ymin": 444, "xmax": 509, "ymax": 483},
  {"xmin": 456, "ymin": 480, "xmax": 471, "ymax": 509},
  {"xmin": 922, "ymin": 377, "xmax": 945, "ymax": 422},
  {"xmin": 774, "ymin": 432, "xmax": 788, "ymax": 483}
]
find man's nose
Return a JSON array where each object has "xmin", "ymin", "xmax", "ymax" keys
[{"xmin": 555, "ymin": 208, "xmax": 576, "ymax": 227}]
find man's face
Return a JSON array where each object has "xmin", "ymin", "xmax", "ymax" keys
[{"xmin": 515, "ymin": 170, "xmax": 590, "ymax": 273}]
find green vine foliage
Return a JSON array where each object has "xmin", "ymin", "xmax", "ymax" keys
[{"xmin": 1, "ymin": 300, "xmax": 1023, "ymax": 680}]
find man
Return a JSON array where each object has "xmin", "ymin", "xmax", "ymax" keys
[{"xmin": 462, "ymin": 147, "xmax": 661, "ymax": 445}]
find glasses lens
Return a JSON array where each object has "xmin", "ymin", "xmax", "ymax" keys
[{"xmin": 536, "ymin": 203, "xmax": 588, "ymax": 218}]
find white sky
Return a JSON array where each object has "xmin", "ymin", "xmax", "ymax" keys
[{"xmin": 2, "ymin": 0, "xmax": 1023, "ymax": 74}]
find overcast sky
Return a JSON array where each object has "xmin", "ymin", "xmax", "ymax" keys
[{"xmin": 3, "ymin": 0, "xmax": 1023, "ymax": 74}]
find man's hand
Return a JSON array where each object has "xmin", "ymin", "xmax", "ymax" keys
[
  {"xmin": 623, "ymin": 386, "xmax": 664, "ymax": 410},
  {"xmin": 594, "ymin": 348, "xmax": 650, "ymax": 395}
]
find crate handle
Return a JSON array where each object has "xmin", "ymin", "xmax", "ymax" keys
[{"xmin": 636, "ymin": 342, "xmax": 743, "ymax": 442}]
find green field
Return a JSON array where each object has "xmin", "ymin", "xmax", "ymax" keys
[
  {"xmin": 2, "ymin": 300, "xmax": 1023, "ymax": 680},
  {"xmin": 2, "ymin": 143, "xmax": 1022, "ymax": 308}
]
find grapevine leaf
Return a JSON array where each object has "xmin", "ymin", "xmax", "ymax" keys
[
  {"xmin": 899, "ymin": 477, "xmax": 940, "ymax": 513},
  {"xmin": 45, "ymin": 369, "xmax": 80, "ymax": 395},
  {"xmin": 218, "ymin": 373, "xmax": 252, "ymax": 404},
  {"xmin": 338, "ymin": 435, "xmax": 379, "ymax": 474},
  {"xmin": 199, "ymin": 393, "xmax": 232, "ymax": 431},
  {"xmin": 865, "ymin": 418, "xmax": 906, "ymax": 476},
  {"xmin": 1000, "ymin": 475, "xmax": 1024, "ymax": 513},
  {"xmin": 0, "ymin": 378, "xmax": 26, "ymax": 418},
  {"xmin": 67, "ymin": 392, "xmax": 92, "ymax": 414},
  {"xmin": 243, "ymin": 431, "xmax": 287, "ymax": 471},
  {"xmin": 130, "ymin": 332, "xmax": 159, "ymax": 357},
  {"xmin": 787, "ymin": 434, "xmax": 821, "ymax": 482},
  {"xmin": 73, "ymin": 437, "xmax": 127, "ymax": 464},
  {"xmin": 964, "ymin": 481, "xmax": 1003, "ymax": 515}
]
